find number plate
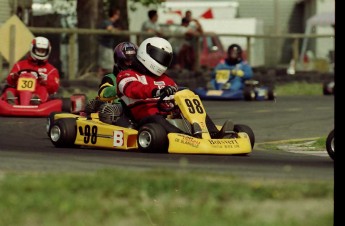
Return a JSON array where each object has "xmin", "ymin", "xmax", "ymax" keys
[
  {"xmin": 215, "ymin": 70, "xmax": 230, "ymax": 83},
  {"xmin": 17, "ymin": 77, "xmax": 36, "ymax": 91}
]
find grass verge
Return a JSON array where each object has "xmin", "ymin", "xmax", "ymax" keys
[{"xmin": 0, "ymin": 169, "xmax": 333, "ymax": 226}]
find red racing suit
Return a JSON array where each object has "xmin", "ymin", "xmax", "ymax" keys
[
  {"xmin": 116, "ymin": 69, "xmax": 177, "ymax": 122},
  {"xmin": 5, "ymin": 56, "xmax": 60, "ymax": 103}
]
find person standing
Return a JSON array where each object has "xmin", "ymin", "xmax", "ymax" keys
[
  {"xmin": 183, "ymin": 10, "xmax": 203, "ymax": 34},
  {"xmin": 169, "ymin": 18, "xmax": 201, "ymax": 70},
  {"xmin": 140, "ymin": 9, "xmax": 162, "ymax": 42},
  {"xmin": 98, "ymin": 8, "xmax": 122, "ymax": 77}
]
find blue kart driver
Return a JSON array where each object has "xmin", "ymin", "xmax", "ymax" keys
[{"xmin": 210, "ymin": 44, "xmax": 253, "ymax": 91}]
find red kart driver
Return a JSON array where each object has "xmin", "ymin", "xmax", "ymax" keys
[
  {"xmin": 4, "ymin": 36, "xmax": 60, "ymax": 105},
  {"xmin": 117, "ymin": 37, "xmax": 222, "ymax": 136},
  {"xmin": 116, "ymin": 37, "xmax": 178, "ymax": 122}
]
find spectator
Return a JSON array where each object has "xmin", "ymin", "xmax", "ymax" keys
[
  {"xmin": 3, "ymin": 36, "xmax": 60, "ymax": 105},
  {"xmin": 140, "ymin": 9, "xmax": 162, "ymax": 42},
  {"xmin": 98, "ymin": 8, "xmax": 122, "ymax": 78},
  {"xmin": 211, "ymin": 44, "xmax": 253, "ymax": 91},
  {"xmin": 183, "ymin": 10, "xmax": 203, "ymax": 34},
  {"xmin": 169, "ymin": 18, "xmax": 201, "ymax": 70}
]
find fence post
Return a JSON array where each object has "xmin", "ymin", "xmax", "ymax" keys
[
  {"xmin": 9, "ymin": 25, "xmax": 16, "ymax": 70},
  {"xmin": 292, "ymin": 38, "xmax": 299, "ymax": 64},
  {"xmin": 246, "ymin": 36, "xmax": 251, "ymax": 64},
  {"xmin": 68, "ymin": 32, "xmax": 77, "ymax": 80}
]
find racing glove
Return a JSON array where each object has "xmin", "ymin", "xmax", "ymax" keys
[
  {"xmin": 10, "ymin": 72, "xmax": 19, "ymax": 81},
  {"xmin": 152, "ymin": 86, "xmax": 177, "ymax": 98},
  {"xmin": 231, "ymin": 69, "xmax": 244, "ymax": 77}
]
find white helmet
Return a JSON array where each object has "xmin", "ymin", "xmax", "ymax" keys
[
  {"xmin": 30, "ymin": 36, "xmax": 51, "ymax": 61},
  {"xmin": 136, "ymin": 37, "xmax": 173, "ymax": 76}
]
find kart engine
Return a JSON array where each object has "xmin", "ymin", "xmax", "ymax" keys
[
  {"xmin": 84, "ymin": 99, "xmax": 106, "ymax": 113},
  {"xmin": 98, "ymin": 103, "xmax": 123, "ymax": 124}
]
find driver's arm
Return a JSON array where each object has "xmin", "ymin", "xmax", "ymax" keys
[{"xmin": 6, "ymin": 63, "xmax": 21, "ymax": 86}]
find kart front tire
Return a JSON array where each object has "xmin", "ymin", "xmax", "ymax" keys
[
  {"xmin": 243, "ymin": 87, "xmax": 256, "ymax": 101},
  {"xmin": 137, "ymin": 123, "xmax": 168, "ymax": 153},
  {"xmin": 50, "ymin": 118, "xmax": 77, "ymax": 148},
  {"xmin": 326, "ymin": 129, "xmax": 334, "ymax": 160},
  {"xmin": 234, "ymin": 124, "xmax": 255, "ymax": 148}
]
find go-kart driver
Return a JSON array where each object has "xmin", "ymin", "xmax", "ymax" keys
[
  {"xmin": 211, "ymin": 44, "xmax": 253, "ymax": 91},
  {"xmin": 116, "ymin": 37, "xmax": 221, "ymax": 135},
  {"xmin": 96, "ymin": 41, "xmax": 138, "ymax": 128},
  {"xmin": 98, "ymin": 41, "xmax": 138, "ymax": 103},
  {"xmin": 4, "ymin": 36, "xmax": 60, "ymax": 105}
]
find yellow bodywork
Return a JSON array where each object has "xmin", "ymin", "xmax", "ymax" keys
[
  {"xmin": 167, "ymin": 132, "xmax": 252, "ymax": 155},
  {"xmin": 52, "ymin": 112, "xmax": 138, "ymax": 150},
  {"xmin": 51, "ymin": 91, "xmax": 253, "ymax": 155},
  {"xmin": 174, "ymin": 89, "xmax": 211, "ymax": 139},
  {"xmin": 74, "ymin": 119, "xmax": 138, "ymax": 150}
]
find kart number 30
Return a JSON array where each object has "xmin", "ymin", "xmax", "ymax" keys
[{"xmin": 17, "ymin": 77, "xmax": 36, "ymax": 92}]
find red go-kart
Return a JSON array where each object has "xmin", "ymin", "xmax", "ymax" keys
[{"xmin": 0, "ymin": 69, "xmax": 86, "ymax": 117}]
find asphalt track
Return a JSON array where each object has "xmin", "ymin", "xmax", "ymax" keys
[{"xmin": 0, "ymin": 95, "xmax": 334, "ymax": 181}]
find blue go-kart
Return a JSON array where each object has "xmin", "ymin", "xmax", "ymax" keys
[{"xmin": 194, "ymin": 79, "xmax": 276, "ymax": 101}]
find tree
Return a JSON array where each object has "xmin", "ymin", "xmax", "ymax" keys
[{"xmin": 76, "ymin": 0, "xmax": 164, "ymax": 76}]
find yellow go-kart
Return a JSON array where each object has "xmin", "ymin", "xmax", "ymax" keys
[{"xmin": 47, "ymin": 89, "xmax": 254, "ymax": 155}]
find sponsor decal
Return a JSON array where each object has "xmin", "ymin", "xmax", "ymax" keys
[
  {"xmin": 113, "ymin": 130, "xmax": 124, "ymax": 147},
  {"xmin": 154, "ymin": 81, "xmax": 165, "ymax": 86},
  {"xmin": 174, "ymin": 135, "xmax": 200, "ymax": 148},
  {"xmin": 208, "ymin": 139, "xmax": 240, "ymax": 149}
]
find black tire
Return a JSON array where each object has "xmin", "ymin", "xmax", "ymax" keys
[
  {"xmin": 243, "ymin": 87, "xmax": 256, "ymax": 101},
  {"xmin": 322, "ymin": 81, "xmax": 334, "ymax": 95},
  {"xmin": 46, "ymin": 111, "xmax": 59, "ymax": 136},
  {"xmin": 326, "ymin": 129, "xmax": 334, "ymax": 160},
  {"xmin": 49, "ymin": 118, "xmax": 77, "ymax": 148},
  {"xmin": 137, "ymin": 123, "xmax": 168, "ymax": 153},
  {"xmin": 234, "ymin": 124, "xmax": 255, "ymax": 148},
  {"xmin": 267, "ymin": 88, "xmax": 276, "ymax": 101},
  {"xmin": 62, "ymin": 98, "xmax": 72, "ymax": 112}
]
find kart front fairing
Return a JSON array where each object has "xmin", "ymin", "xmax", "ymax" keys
[{"xmin": 163, "ymin": 89, "xmax": 252, "ymax": 154}]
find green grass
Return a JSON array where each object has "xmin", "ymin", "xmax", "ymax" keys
[
  {"xmin": 0, "ymin": 169, "xmax": 333, "ymax": 226},
  {"xmin": 274, "ymin": 82, "xmax": 323, "ymax": 96}
]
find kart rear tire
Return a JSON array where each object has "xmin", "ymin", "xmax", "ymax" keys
[
  {"xmin": 50, "ymin": 118, "xmax": 77, "ymax": 148},
  {"xmin": 234, "ymin": 124, "xmax": 255, "ymax": 148},
  {"xmin": 267, "ymin": 88, "xmax": 276, "ymax": 100},
  {"xmin": 326, "ymin": 129, "xmax": 334, "ymax": 160},
  {"xmin": 137, "ymin": 123, "xmax": 168, "ymax": 153},
  {"xmin": 323, "ymin": 81, "xmax": 334, "ymax": 95},
  {"xmin": 62, "ymin": 98, "xmax": 72, "ymax": 112}
]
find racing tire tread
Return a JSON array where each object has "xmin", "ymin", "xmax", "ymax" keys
[
  {"xmin": 50, "ymin": 118, "xmax": 77, "ymax": 148},
  {"xmin": 137, "ymin": 123, "xmax": 168, "ymax": 153},
  {"xmin": 234, "ymin": 124, "xmax": 255, "ymax": 148}
]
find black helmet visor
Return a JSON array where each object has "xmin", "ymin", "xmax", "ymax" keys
[{"xmin": 146, "ymin": 44, "xmax": 172, "ymax": 67}]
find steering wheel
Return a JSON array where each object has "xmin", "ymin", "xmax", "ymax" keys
[
  {"xmin": 16, "ymin": 69, "xmax": 41, "ymax": 78},
  {"xmin": 157, "ymin": 94, "xmax": 176, "ymax": 113}
]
